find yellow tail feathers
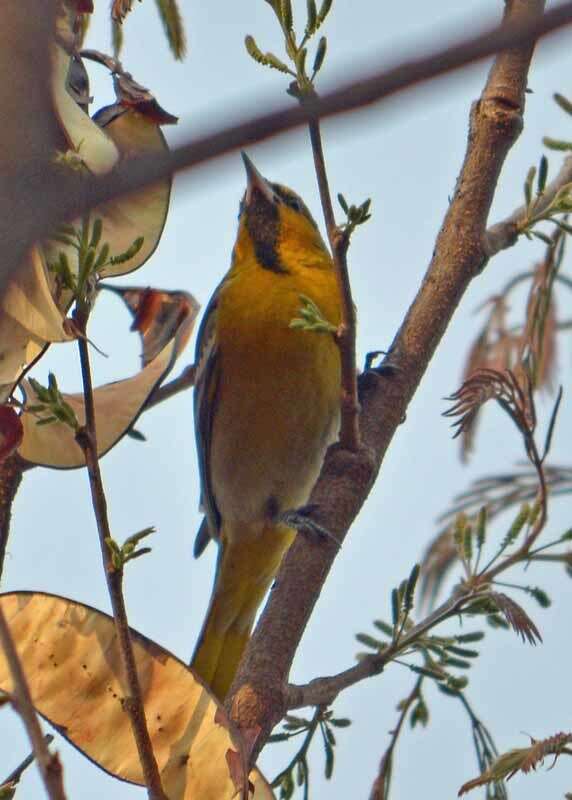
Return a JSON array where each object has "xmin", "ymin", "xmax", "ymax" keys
[{"xmin": 191, "ymin": 522, "xmax": 294, "ymax": 700}]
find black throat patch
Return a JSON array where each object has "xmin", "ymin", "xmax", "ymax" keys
[{"xmin": 245, "ymin": 197, "xmax": 288, "ymax": 274}]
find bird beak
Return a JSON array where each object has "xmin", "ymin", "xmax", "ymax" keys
[{"xmin": 242, "ymin": 152, "xmax": 275, "ymax": 206}]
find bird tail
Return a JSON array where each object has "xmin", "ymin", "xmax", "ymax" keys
[{"xmin": 191, "ymin": 521, "xmax": 295, "ymax": 700}]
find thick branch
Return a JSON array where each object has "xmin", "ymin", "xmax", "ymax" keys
[
  {"xmin": 226, "ymin": 0, "xmax": 545, "ymax": 754},
  {"xmin": 6, "ymin": 2, "xmax": 572, "ymax": 291}
]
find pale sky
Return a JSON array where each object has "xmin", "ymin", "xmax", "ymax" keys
[{"xmin": 4, "ymin": 2, "xmax": 572, "ymax": 798}]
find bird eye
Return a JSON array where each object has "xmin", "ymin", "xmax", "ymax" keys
[{"xmin": 287, "ymin": 197, "xmax": 302, "ymax": 212}]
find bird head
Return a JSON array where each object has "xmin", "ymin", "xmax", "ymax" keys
[{"xmin": 236, "ymin": 152, "xmax": 331, "ymax": 273}]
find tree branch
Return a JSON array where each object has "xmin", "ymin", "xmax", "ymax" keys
[
  {"xmin": 485, "ymin": 154, "xmax": 572, "ymax": 255},
  {"xmin": 0, "ymin": 606, "xmax": 66, "ymax": 800},
  {"xmin": 6, "ymin": 1, "xmax": 572, "ymax": 290},
  {"xmin": 226, "ymin": 0, "xmax": 546, "ymax": 756},
  {"xmin": 307, "ymin": 117, "xmax": 360, "ymax": 451},
  {"xmin": 368, "ymin": 678, "xmax": 422, "ymax": 800},
  {"xmin": 1, "ymin": 734, "xmax": 54, "ymax": 790},
  {"xmin": 74, "ymin": 311, "xmax": 167, "ymax": 800},
  {"xmin": 284, "ymin": 590, "xmax": 470, "ymax": 710}
]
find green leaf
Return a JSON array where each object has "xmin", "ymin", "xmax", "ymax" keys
[
  {"xmin": 154, "ymin": 0, "xmax": 187, "ymax": 61},
  {"xmin": 373, "ymin": 619, "xmax": 394, "ymax": 637},
  {"xmin": 526, "ymin": 586, "xmax": 551, "ymax": 608},
  {"xmin": 443, "ymin": 656, "xmax": 472, "ymax": 670},
  {"xmin": 391, "ymin": 587, "xmax": 400, "ymax": 628},
  {"xmin": 542, "ymin": 136, "xmax": 572, "ymax": 152},
  {"xmin": 330, "ymin": 717, "xmax": 351, "ymax": 728},
  {"xmin": 404, "ymin": 563, "xmax": 420, "ymax": 613},
  {"xmin": 410, "ymin": 700, "xmax": 429, "ymax": 728},
  {"xmin": 476, "ymin": 506, "xmax": 487, "ymax": 552},
  {"xmin": 524, "ymin": 165, "xmax": 536, "ymax": 211},
  {"xmin": 295, "ymin": 47, "xmax": 307, "ymax": 77},
  {"xmin": 245, "ymin": 35, "xmax": 293, "ymax": 74},
  {"xmin": 317, "ymin": 0, "xmax": 333, "ymax": 25},
  {"xmin": 444, "ymin": 645, "xmax": 479, "ymax": 658},
  {"xmin": 499, "ymin": 503, "xmax": 530, "ymax": 552},
  {"xmin": 89, "ymin": 217, "xmax": 103, "ymax": 250},
  {"xmin": 552, "ymin": 219, "xmax": 572, "ymax": 236},
  {"xmin": 324, "ymin": 739, "xmax": 334, "ymax": 779},
  {"xmin": 355, "ymin": 632, "xmax": 384, "ymax": 650},
  {"xmin": 554, "ymin": 92, "xmax": 572, "ymax": 115},
  {"xmin": 408, "ymin": 664, "xmax": 445, "ymax": 681},
  {"xmin": 532, "ymin": 230, "xmax": 554, "ymax": 246},
  {"xmin": 306, "ymin": 0, "xmax": 317, "ymax": 34},
  {"xmin": 280, "ymin": 0, "xmax": 293, "ymax": 31},
  {"xmin": 268, "ymin": 733, "xmax": 291, "ymax": 743},
  {"xmin": 537, "ymin": 155, "xmax": 548, "ymax": 195},
  {"xmin": 312, "ymin": 36, "xmax": 327, "ymax": 75}
]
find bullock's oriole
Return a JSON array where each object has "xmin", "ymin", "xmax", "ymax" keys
[{"xmin": 190, "ymin": 153, "xmax": 341, "ymax": 699}]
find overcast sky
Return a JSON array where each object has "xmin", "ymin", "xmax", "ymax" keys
[{"xmin": 4, "ymin": 1, "xmax": 572, "ymax": 798}]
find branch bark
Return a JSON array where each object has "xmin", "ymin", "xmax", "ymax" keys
[
  {"xmin": 5, "ymin": 1, "xmax": 572, "ymax": 290},
  {"xmin": 225, "ymin": 0, "xmax": 546, "ymax": 756},
  {"xmin": 307, "ymin": 117, "xmax": 360, "ymax": 451},
  {"xmin": 75, "ymin": 312, "xmax": 167, "ymax": 800}
]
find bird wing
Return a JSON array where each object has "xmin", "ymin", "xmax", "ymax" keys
[{"xmin": 193, "ymin": 285, "xmax": 222, "ymax": 555}]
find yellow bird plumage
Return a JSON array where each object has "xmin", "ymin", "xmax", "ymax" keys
[{"xmin": 190, "ymin": 154, "xmax": 341, "ymax": 699}]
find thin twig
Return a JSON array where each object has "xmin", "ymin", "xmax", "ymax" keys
[
  {"xmin": 307, "ymin": 116, "xmax": 360, "ymax": 451},
  {"xmin": 74, "ymin": 310, "xmax": 166, "ymax": 800},
  {"xmin": 486, "ymin": 154, "xmax": 572, "ymax": 255},
  {"xmin": 285, "ymin": 590, "xmax": 472, "ymax": 709},
  {"xmin": 0, "ymin": 607, "xmax": 66, "ymax": 800},
  {"xmin": 369, "ymin": 678, "xmax": 422, "ymax": 800},
  {"xmin": 1, "ymin": 734, "xmax": 54, "ymax": 788}
]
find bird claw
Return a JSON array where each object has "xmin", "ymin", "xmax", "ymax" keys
[
  {"xmin": 363, "ymin": 349, "xmax": 401, "ymax": 376},
  {"xmin": 280, "ymin": 506, "xmax": 342, "ymax": 549}
]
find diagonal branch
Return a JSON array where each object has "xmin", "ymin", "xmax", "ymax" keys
[
  {"xmin": 6, "ymin": 1, "xmax": 572, "ymax": 291},
  {"xmin": 225, "ymin": 0, "xmax": 547, "ymax": 756}
]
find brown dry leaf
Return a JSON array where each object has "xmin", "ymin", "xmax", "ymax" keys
[
  {"xmin": 96, "ymin": 103, "xmax": 173, "ymax": 278},
  {"xmin": 51, "ymin": 35, "xmax": 119, "ymax": 175},
  {"xmin": 111, "ymin": 0, "xmax": 136, "ymax": 22},
  {"xmin": 459, "ymin": 732, "xmax": 572, "ymax": 795},
  {"xmin": 103, "ymin": 286, "xmax": 198, "ymax": 365},
  {"xmin": 43, "ymin": 101, "xmax": 174, "ymax": 284},
  {"xmin": 489, "ymin": 592, "xmax": 542, "ymax": 645},
  {"xmin": 419, "ymin": 526, "xmax": 457, "ymax": 609},
  {"xmin": 18, "ymin": 295, "xmax": 198, "ymax": 468},
  {"xmin": 0, "ymin": 247, "xmax": 76, "ymax": 401},
  {"xmin": 0, "ymin": 592, "xmax": 274, "ymax": 799}
]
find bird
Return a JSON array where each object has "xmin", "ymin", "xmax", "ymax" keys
[{"xmin": 190, "ymin": 153, "xmax": 341, "ymax": 700}]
